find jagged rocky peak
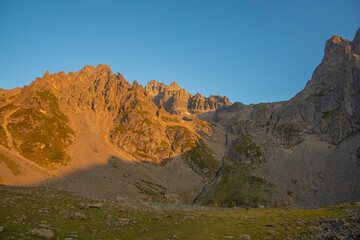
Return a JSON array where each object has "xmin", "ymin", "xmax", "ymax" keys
[
  {"xmin": 9, "ymin": 64, "xmax": 212, "ymax": 164},
  {"xmin": 33, "ymin": 64, "xmax": 116, "ymax": 90},
  {"xmin": 146, "ymin": 80, "xmax": 167, "ymax": 98},
  {"xmin": 323, "ymin": 35, "xmax": 352, "ymax": 64},
  {"xmin": 145, "ymin": 80, "xmax": 231, "ymax": 115},
  {"xmin": 43, "ymin": 70, "xmax": 50, "ymax": 78},
  {"xmin": 214, "ymin": 28, "xmax": 360, "ymax": 154},
  {"xmin": 169, "ymin": 81, "xmax": 180, "ymax": 89},
  {"xmin": 132, "ymin": 80, "xmax": 144, "ymax": 90},
  {"xmin": 16, "ymin": 64, "xmax": 133, "ymax": 115},
  {"xmin": 353, "ymin": 28, "xmax": 360, "ymax": 53},
  {"xmin": 294, "ymin": 28, "xmax": 360, "ymax": 104},
  {"xmin": 30, "ymin": 65, "xmax": 231, "ymax": 116}
]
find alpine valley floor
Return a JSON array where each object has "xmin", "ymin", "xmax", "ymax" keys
[{"xmin": 0, "ymin": 185, "xmax": 359, "ymax": 240}]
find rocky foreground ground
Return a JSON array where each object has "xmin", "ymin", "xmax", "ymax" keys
[{"xmin": 0, "ymin": 185, "xmax": 359, "ymax": 240}]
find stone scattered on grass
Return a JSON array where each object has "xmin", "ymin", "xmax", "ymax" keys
[
  {"xmin": 69, "ymin": 232, "xmax": 79, "ymax": 238},
  {"xmin": 224, "ymin": 235, "xmax": 251, "ymax": 240},
  {"xmin": 28, "ymin": 228, "xmax": 54, "ymax": 239},
  {"xmin": 78, "ymin": 202, "xmax": 104, "ymax": 209},
  {"xmin": 114, "ymin": 218, "xmax": 136, "ymax": 226},
  {"xmin": 69, "ymin": 212, "xmax": 87, "ymax": 220},
  {"xmin": 152, "ymin": 216, "xmax": 162, "ymax": 221},
  {"xmin": 239, "ymin": 234, "xmax": 251, "ymax": 240},
  {"xmin": 12, "ymin": 196, "xmax": 22, "ymax": 201},
  {"xmin": 265, "ymin": 224, "xmax": 275, "ymax": 227},
  {"xmin": 78, "ymin": 203, "xmax": 88, "ymax": 209},
  {"xmin": 293, "ymin": 219, "xmax": 305, "ymax": 227},
  {"xmin": 38, "ymin": 224, "xmax": 52, "ymax": 228},
  {"xmin": 308, "ymin": 216, "xmax": 360, "ymax": 239},
  {"xmin": 89, "ymin": 203, "xmax": 103, "ymax": 209}
]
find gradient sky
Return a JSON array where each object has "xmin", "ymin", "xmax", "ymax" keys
[{"xmin": 0, "ymin": 0, "xmax": 359, "ymax": 104}]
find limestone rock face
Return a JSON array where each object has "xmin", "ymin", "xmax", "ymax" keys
[
  {"xmin": 214, "ymin": 29, "xmax": 360, "ymax": 163},
  {"xmin": 17, "ymin": 64, "xmax": 132, "ymax": 115},
  {"xmin": 145, "ymin": 80, "xmax": 191, "ymax": 115},
  {"xmin": 11, "ymin": 64, "xmax": 205, "ymax": 163},
  {"xmin": 145, "ymin": 80, "xmax": 231, "ymax": 115}
]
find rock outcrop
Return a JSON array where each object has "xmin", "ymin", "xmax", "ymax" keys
[
  {"xmin": 206, "ymin": 28, "xmax": 360, "ymax": 206},
  {"xmin": 3, "ymin": 64, "xmax": 212, "ymax": 164},
  {"xmin": 214, "ymin": 29, "xmax": 360, "ymax": 163},
  {"xmin": 145, "ymin": 80, "xmax": 231, "ymax": 115}
]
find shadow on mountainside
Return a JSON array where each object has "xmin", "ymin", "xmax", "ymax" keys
[{"xmin": 40, "ymin": 155, "xmax": 203, "ymax": 205}]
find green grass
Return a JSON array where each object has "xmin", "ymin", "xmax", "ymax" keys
[
  {"xmin": 134, "ymin": 179, "xmax": 167, "ymax": 201},
  {"xmin": 233, "ymin": 134, "xmax": 264, "ymax": 159},
  {"xmin": 142, "ymin": 117, "xmax": 152, "ymax": 125},
  {"xmin": 193, "ymin": 119, "xmax": 212, "ymax": 136},
  {"xmin": 0, "ymin": 104, "xmax": 16, "ymax": 148},
  {"xmin": 322, "ymin": 107, "xmax": 341, "ymax": 119},
  {"xmin": 0, "ymin": 125, "xmax": 9, "ymax": 148},
  {"xmin": 0, "ymin": 152, "xmax": 20, "ymax": 176},
  {"xmin": 160, "ymin": 140, "xmax": 168, "ymax": 147},
  {"xmin": 307, "ymin": 88, "xmax": 333, "ymax": 99},
  {"xmin": 203, "ymin": 164, "xmax": 273, "ymax": 207},
  {"xmin": 140, "ymin": 179, "xmax": 166, "ymax": 191},
  {"xmin": 167, "ymin": 125, "xmax": 194, "ymax": 137},
  {"xmin": 0, "ymin": 185, "xmax": 358, "ymax": 240},
  {"xmin": 193, "ymin": 119, "xmax": 209, "ymax": 128},
  {"xmin": 156, "ymin": 139, "xmax": 170, "ymax": 153},
  {"xmin": 7, "ymin": 91, "xmax": 73, "ymax": 168},
  {"xmin": 35, "ymin": 91, "xmax": 68, "ymax": 122},
  {"xmin": 161, "ymin": 115, "xmax": 180, "ymax": 122},
  {"xmin": 0, "ymin": 103, "xmax": 15, "ymax": 115},
  {"xmin": 135, "ymin": 109, "xmax": 156, "ymax": 126},
  {"xmin": 276, "ymin": 123, "xmax": 301, "ymax": 142},
  {"xmin": 132, "ymin": 129, "xmax": 146, "ymax": 136},
  {"xmin": 111, "ymin": 123, "xmax": 124, "ymax": 136},
  {"xmin": 167, "ymin": 125, "xmax": 198, "ymax": 150},
  {"xmin": 0, "ymin": 94, "xmax": 17, "ymax": 102},
  {"xmin": 291, "ymin": 179, "xmax": 299, "ymax": 185},
  {"xmin": 134, "ymin": 150, "xmax": 149, "ymax": 159},
  {"xmin": 183, "ymin": 140, "xmax": 219, "ymax": 177}
]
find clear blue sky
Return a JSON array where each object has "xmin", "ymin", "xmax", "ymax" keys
[{"xmin": 0, "ymin": 0, "xmax": 359, "ymax": 104}]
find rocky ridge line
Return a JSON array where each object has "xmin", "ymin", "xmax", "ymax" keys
[
  {"xmin": 213, "ymin": 29, "xmax": 360, "ymax": 164},
  {"xmin": 145, "ymin": 80, "xmax": 231, "ymax": 115},
  {"xmin": 5, "ymin": 64, "xmax": 221, "ymax": 164}
]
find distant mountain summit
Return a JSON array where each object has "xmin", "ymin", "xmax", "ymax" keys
[
  {"xmin": 210, "ymin": 28, "xmax": 360, "ymax": 206},
  {"xmin": 10, "ymin": 64, "xmax": 226, "ymax": 164},
  {"xmin": 145, "ymin": 80, "xmax": 230, "ymax": 115}
]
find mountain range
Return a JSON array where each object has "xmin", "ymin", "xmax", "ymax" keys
[{"xmin": 0, "ymin": 29, "xmax": 359, "ymax": 207}]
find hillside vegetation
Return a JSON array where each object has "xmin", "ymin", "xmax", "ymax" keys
[{"xmin": 0, "ymin": 185, "xmax": 359, "ymax": 240}]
